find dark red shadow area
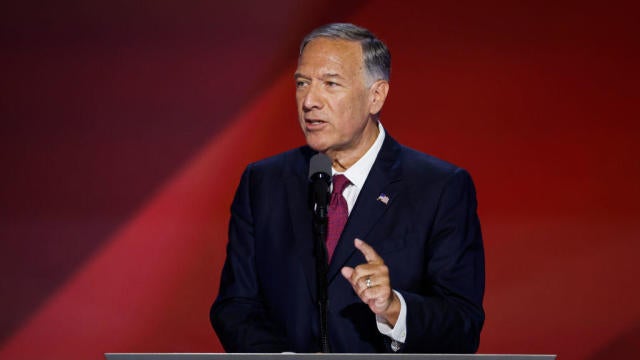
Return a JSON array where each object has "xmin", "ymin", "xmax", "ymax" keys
[{"xmin": 0, "ymin": 0, "xmax": 365, "ymax": 346}]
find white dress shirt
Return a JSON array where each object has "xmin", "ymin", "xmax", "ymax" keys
[{"xmin": 331, "ymin": 122, "xmax": 407, "ymax": 348}]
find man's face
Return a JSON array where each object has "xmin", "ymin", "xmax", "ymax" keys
[{"xmin": 295, "ymin": 38, "xmax": 381, "ymax": 165}]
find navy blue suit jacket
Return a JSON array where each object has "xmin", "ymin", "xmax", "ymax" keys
[{"xmin": 211, "ymin": 134, "xmax": 485, "ymax": 353}]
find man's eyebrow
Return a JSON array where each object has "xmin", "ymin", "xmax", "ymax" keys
[
  {"xmin": 293, "ymin": 72, "xmax": 346, "ymax": 80},
  {"xmin": 322, "ymin": 73, "xmax": 345, "ymax": 80}
]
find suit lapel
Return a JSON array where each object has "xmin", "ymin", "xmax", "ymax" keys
[{"xmin": 327, "ymin": 136, "xmax": 404, "ymax": 283}]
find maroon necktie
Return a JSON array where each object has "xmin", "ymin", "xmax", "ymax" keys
[{"xmin": 326, "ymin": 174, "xmax": 350, "ymax": 262}]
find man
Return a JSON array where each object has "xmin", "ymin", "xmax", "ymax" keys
[{"xmin": 210, "ymin": 23, "xmax": 485, "ymax": 353}]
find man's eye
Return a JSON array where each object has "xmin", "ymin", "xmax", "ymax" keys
[
  {"xmin": 326, "ymin": 81, "xmax": 339, "ymax": 87},
  {"xmin": 296, "ymin": 81, "xmax": 308, "ymax": 88}
]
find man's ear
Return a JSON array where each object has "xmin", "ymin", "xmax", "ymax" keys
[{"xmin": 369, "ymin": 80, "xmax": 390, "ymax": 116}]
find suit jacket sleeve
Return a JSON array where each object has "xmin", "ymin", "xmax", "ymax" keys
[
  {"xmin": 399, "ymin": 167, "xmax": 485, "ymax": 353},
  {"xmin": 210, "ymin": 164, "xmax": 289, "ymax": 352}
]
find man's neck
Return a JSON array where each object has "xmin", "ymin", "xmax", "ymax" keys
[{"xmin": 329, "ymin": 121, "xmax": 380, "ymax": 171}]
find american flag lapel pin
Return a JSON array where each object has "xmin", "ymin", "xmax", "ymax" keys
[{"xmin": 376, "ymin": 193, "xmax": 390, "ymax": 205}]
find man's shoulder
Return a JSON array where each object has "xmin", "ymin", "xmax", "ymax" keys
[
  {"xmin": 392, "ymin": 140, "xmax": 462, "ymax": 179},
  {"xmin": 390, "ymin": 142, "xmax": 476, "ymax": 200},
  {"xmin": 400, "ymin": 145, "xmax": 457, "ymax": 170},
  {"xmin": 246, "ymin": 146, "xmax": 311, "ymax": 175}
]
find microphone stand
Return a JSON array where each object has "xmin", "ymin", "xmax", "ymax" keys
[
  {"xmin": 312, "ymin": 203, "xmax": 330, "ymax": 353},
  {"xmin": 310, "ymin": 173, "xmax": 331, "ymax": 353}
]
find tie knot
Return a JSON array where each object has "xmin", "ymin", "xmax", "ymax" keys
[{"xmin": 332, "ymin": 174, "xmax": 350, "ymax": 195}]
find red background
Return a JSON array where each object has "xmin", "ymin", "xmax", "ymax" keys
[{"xmin": 1, "ymin": 1, "xmax": 639, "ymax": 359}]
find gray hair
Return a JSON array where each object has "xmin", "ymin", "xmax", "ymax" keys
[{"xmin": 299, "ymin": 23, "xmax": 391, "ymax": 86}]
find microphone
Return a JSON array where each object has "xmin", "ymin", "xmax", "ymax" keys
[
  {"xmin": 308, "ymin": 153, "xmax": 332, "ymax": 353},
  {"xmin": 308, "ymin": 153, "xmax": 332, "ymax": 216}
]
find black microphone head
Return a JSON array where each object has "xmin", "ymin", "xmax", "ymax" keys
[
  {"xmin": 309, "ymin": 153, "xmax": 332, "ymax": 211},
  {"xmin": 308, "ymin": 153, "xmax": 332, "ymax": 181}
]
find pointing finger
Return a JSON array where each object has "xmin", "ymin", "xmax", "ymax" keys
[{"xmin": 354, "ymin": 238, "xmax": 382, "ymax": 264}]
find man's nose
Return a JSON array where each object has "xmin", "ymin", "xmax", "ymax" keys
[{"xmin": 302, "ymin": 84, "xmax": 323, "ymax": 111}]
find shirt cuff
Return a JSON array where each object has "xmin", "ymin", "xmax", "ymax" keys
[{"xmin": 376, "ymin": 290, "xmax": 407, "ymax": 345}]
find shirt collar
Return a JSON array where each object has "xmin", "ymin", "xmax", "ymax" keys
[{"xmin": 333, "ymin": 122, "xmax": 386, "ymax": 189}]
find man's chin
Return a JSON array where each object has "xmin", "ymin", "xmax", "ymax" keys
[
  {"xmin": 304, "ymin": 137, "xmax": 330, "ymax": 154},
  {"xmin": 307, "ymin": 144, "xmax": 329, "ymax": 154}
]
